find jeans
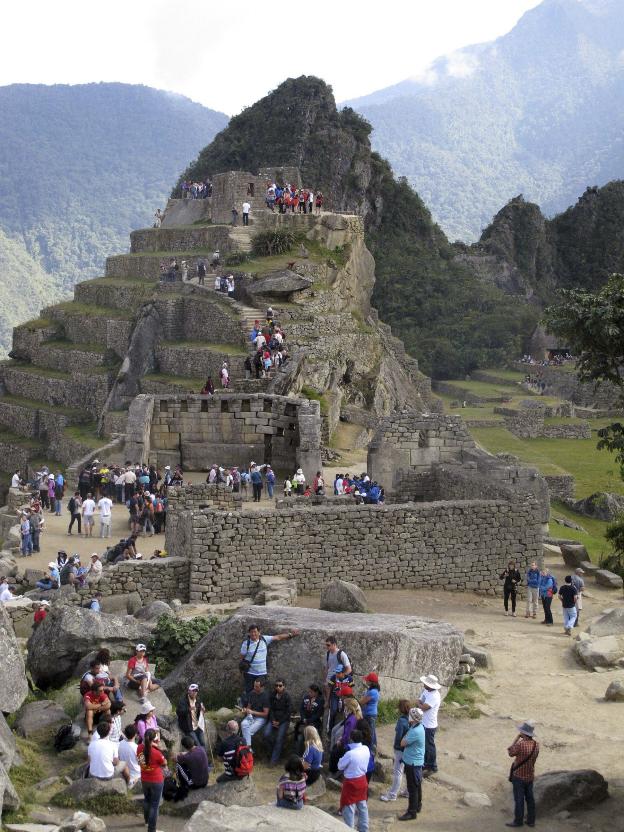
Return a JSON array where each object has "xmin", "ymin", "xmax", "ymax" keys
[
  {"xmin": 504, "ymin": 587, "xmax": 517, "ymax": 613},
  {"xmin": 424, "ymin": 727, "xmax": 437, "ymax": 771},
  {"xmin": 387, "ymin": 749, "xmax": 405, "ymax": 797},
  {"xmin": 267, "ymin": 482, "xmax": 274, "ymax": 498},
  {"xmin": 563, "ymin": 606, "xmax": 577, "ymax": 629},
  {"xmin": 32, "ymin": 530, "xmax": 40, "ymax": 552},
  {"xmin": 241, "ymin": 714, "xmax": 267, "ymax": 746},
  {"xmin": 68, "ymin": 513, "xmax": 82, "ymax": 534},
  {"xmin": 276, "ymin": 797, "xmax": 302, "ymax": 809},
  {"xmin": 36, "ymin": 578, "xmax": 54, "ymax": 590},
  {"xmin": 541, "ymin": 595, "xmax": 553, "ymax": 624},
  {"xmin": 404, "ymin": 763, "xmax": 423, "ymax": 815},
  {"xmin": 142, "ymin": 780, "xmax": 163, "ymax": 832},
  {"xmin": 512, "ymin": 777, "xmax": 535, "ymax": 825},
  {"xmin": 364, "ymin": 715, "xmax": 377, "ymax": 750},
  {"xmin": 243, "ymin": 213, "xmax": 249, "ymax": 226},
  {"xmin": 526, "ymin": 586, "xmax": 539, "ymax": 615},
  {"xmin": 55, "ymin": 498, "xmax": 62, "ymax": 515},
  {"xmin": 116, "ymin": 484, "xmax": 124, "ymax": 504},
  {"xmin": 190, "ymin": 728, "xmax": 205, "ymax": 748},
  {"xmin": 342, "ymin": 799, "xmax": 369, "ymax": 831},
  {"xmin": 21, "ymin": 533, "xmax": 32, "ymax": 555},
  {"xmin": 263, "ymin": 720, "xmax": 289, "ymax": 764}
]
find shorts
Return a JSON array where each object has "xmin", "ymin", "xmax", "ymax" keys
[{"xmin": 84, "ymin": 516, "xmax": 94, "ymax": 527}]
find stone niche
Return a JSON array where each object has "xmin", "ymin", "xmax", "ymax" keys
[{"xmin": 125, "ymin": 392, "xmax": 322, "ymax": 481}]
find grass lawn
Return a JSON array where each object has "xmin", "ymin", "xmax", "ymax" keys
[
  {"xmin": 549, "ymin": 501, "xmax": 611, "ymax": 560},
  {"xmin": 480, "ymin": 367, "xmax": 527, "ymax": 381}
]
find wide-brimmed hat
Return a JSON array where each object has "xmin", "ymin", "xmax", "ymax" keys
[
  {"xmin": 517, "ymin": 720, "xmax": 535, "ymax": 737},
  {"xmin": 420, "ymin": 674, "xmax": 441, "ymax": 690},
  {"xmin": 139, "ymin": 701, "xmax": 155, "ymax": 715},
  {"xmin": 38, "ymin": 600, "xmax": 50, "ymax": 607},
  {"xmin": 408, "ymin": 707, "xmax": 424, "ymax": 724},
  {"xmin": 363, "ymin": 672, "xmax": 379, "ymax": 684},
  {"xmin": 575, "ymin": 567, "xmax": 585, "ymax": 574}
]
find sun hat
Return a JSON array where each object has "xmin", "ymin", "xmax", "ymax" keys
[
  {"xmin": 48, "ymin": 561, "xmax": 56, "ymax": 569},
  {"xmin": 188, "ymin": 683, "xmax": 199, "ymax": 691},
  {"xmin": 420, "ymin": 674, "xmax": 442, "ymax": 690},
  {"xmin": 517, "ymin": 720, "xmax": 535, "ymax": 737},
  {"xmin": 39, "ymin": 600, "xmax": 50, "ymax": 606},
  {"xmin": 363, "ymin": 672, "xmax": 379, "ymax": 684},
  {"xmin": 297, "ymin": 468, "xmax": 303, "ymax": 474},
  {"xmin": 90, "ymin": 553, "xmax": 99, "ymax": 559},
  {"xmin": 165, "ymin": 466, "xmax": 171, "ymax": 470},
  {"xmin": 136, "ymin": 643, "xmax": 147, "ymax": 652},
  {"xmin": 575, "ymin": 567, "xmax": 585, "ymax": 574},
  {"xmin": 139, "ymin": 701, "xmax": 155, "ymax": 715},
  {"xmin": 408, "ymin": 707, "xmax": 424, "ymax": 724}
]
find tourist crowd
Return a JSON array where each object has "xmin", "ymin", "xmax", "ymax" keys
[
  {"xmin": 264, "ymin": 183, "xmax": 324, "ymax": 214},
  {"xmin": 499, "ymin": 559, "xmax": 585, "ymax": 633}
]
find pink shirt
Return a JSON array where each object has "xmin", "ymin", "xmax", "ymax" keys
[{"xmin": 136, "ymin": 714, "xmax": 158, "ymax": 741}]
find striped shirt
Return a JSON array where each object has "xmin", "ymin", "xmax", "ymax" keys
[{"xmin": 277, "ymin": 775, "xmax": 306, "ymax": 806}]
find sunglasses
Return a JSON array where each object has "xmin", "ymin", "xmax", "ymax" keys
[{"xmin": 275, "ymin": 683, "xmax": 284, "ymax": 688}]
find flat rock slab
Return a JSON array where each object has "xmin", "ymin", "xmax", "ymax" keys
[
  {"xmin": 184, "ymin": 801, "xmax": 347, "ymax": 832},
  {"xmin": 534, "ymin": 769, "xmax": 608, "ymax": 813},
  {"xmin": 575, "ymin": 634, "xmax": 624, "ymax": 670},
  {"xmin": 165, "ymin": 776, "xmax": 257, "ymax": 817},
  {"xmin": 587, "ymin": 607, "xmax": 624, "ymax": 638},
  {"xmin": 57, "ymin": 777, "xmax": 127, "ymax": 805},
  {"xmin": 0, "ymin": 602, "xmax": 28, "ymax": 712},
  {"xmin": 560, "ymin": 543, "xmax": 589, "ymax": 568},
  {"xmin": 595, "ymin": 569, "xmax": 623, "ymax": 589},
  {"xmin": 15, "ymin": 700, "xmax": 71, "ymax": 738},
  {"xmin": 164, "ymin": 606, "xmax": 463, "ymax": 703}
]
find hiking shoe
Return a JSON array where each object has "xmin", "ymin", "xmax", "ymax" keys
[
  {"xmin": 398, "ymin": 813, "xmax": 417, "ymax": 821},
  {"xmin": 380, "ymin": 793, "xmax": 397, "ymax": 801}
]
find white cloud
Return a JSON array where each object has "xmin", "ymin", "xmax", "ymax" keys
[{"xmin": 445, "ymin": 49, "xmax": 481, "ymax": 79}]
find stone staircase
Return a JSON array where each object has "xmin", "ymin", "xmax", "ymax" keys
[{"xmin": 228, "ymin": 226, "xmax": 253, "ymax": 253}]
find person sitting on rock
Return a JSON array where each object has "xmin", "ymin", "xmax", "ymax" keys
[
  {"xmin": 118, "ymin": 724, "xmax": 141, "ymax": 788},
  {"xmin": 176, "ymin": 683, "xmax": 206, "ymax": 748},
  {"xmin": 36, "ymin": 561, "xmax": 60, "ymax": 591},
  {"xmin": 294, "ymin": 683, "xmax": 325, "ymax": 753},
  {"xmin": 276, "ymin": 754, "xmax": 306, "ymax": 810},
  {"xmin": 88, "ymin": 720, "xmax": 130, "ymax": 783},
  {"xmin": 263, "ymin": 678, "xmax": 293, "ymax": 766},
  {"xmin": 33, "ymin": 599, "xmax": 50, "ymax": 625},
  {"xmin": 135, "ymin": 701, "xmax": 159, "ymax": 742},
  {"xmin": 125, "ymin": 644, "xmax": 161, "ymax": 703},
  {"xmin": 240, "ymin": 677, "xmax": 270, "ymax": 749},
  {"xmin": 302, "ymin": 726, "xmax": 324, "ymax": 785},
  {"xmin": 84, "ymin": 680, "xmax": 112, "ymax": 738},
  {"xmin": 216, "ymin": 720, "xmax": 243, "ymax": 783},
  {"xmin": 172, "ymin": 735, "xmax": 210, "ymax": 800},
  {"xmin": 93, "ymin": 648, "xmax": 123, "ymax": 703}
]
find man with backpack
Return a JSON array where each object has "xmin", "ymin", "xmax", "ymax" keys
[
  {"xmin": 216, "ymin": 720, "xmax": 253, "ymax": 783},
  {"xmin": 67, "ymin": 491, "xmax": 82, "ymax": 535},
  {"xmin": 325, "ymin": 635, "xmax": 353, "ymax": 731},
  {"xmin": 239, "ymin": 623, "xmax": 299, "ymax": 692}
]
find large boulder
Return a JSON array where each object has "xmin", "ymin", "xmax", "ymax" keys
[
  {"xmin": 27, "ymin": 605, "xmax": 155, "ymax": 689},
  {"xmin": 533, "ymin": 770, "xmax": 608, "ymax": 813},
  {"xmin": 15, "ymin": 700, "xmax": 71, "ymax": 738},
  {"xmin": 0, "ymin": 602, "xmax": 28, "ymax": 712},
  {"xmin": 134, "ymin": 600, "xmax": 173, "ymax": 621},
  {"xmin": 0, "ymin": 760, "xmax": 20, "ymax": 815},
  {"xmin": 2, "ymin": 596, "xmax": 36, "ymax": 638},
  {"xmin": 100, "ymin": 593, "xmax": 142, "ymax": 616},
  {"xmin": 246, "ymin": 270, "xmax": 313, "ymax": 298},
  {"xmin": 107, "ymin": 661, "xmax": 172, "ymax": 725},
  {"xmin": 575, "ymin": 635, "xmax": 624, "ymax": 670},
  {"xmin": 56, "ymin": 776, "xmax": 127, "ymax": 804},
  {"xmin": 184, "ymin": 801, "xmax": 346, "ymax": 832},
  {"xmin": 24, "ymin": 584, "xmax": 76, "ymax": 604},
  {"xmin": 320, "ymin": 579, "xmax": 367, "ymax": 613},
  {"xmin": 587, "ymin": 607, "xmax": 624, "ymax": 637},
  {"xmin": 559, "ymin": 543, "xmax": 589, "ymax": 569},
  {"xmin": 595, "ymin": 569, "xmax": 623, "ymax": 589},
  {"xmin": 165, "ymin": 776, "xmax": 257, "ymax": 817},
  {"xmin": 163, "ymin": 606, "xmax": 463, "ymax": 703},
  {"xmin": 0, "ymin": 714, "xmax": 17, "ymax": 770},
  {"xmin": 570, "ymin": 492, "xmax": 624, "ymax": 521}
]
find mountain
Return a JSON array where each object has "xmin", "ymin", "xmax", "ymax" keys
[
  {"xmin": 178, "ymin": 76, "xmax": 539, "ymax": 378},
  {"xmin": 347, "ymin": 0, "xmax": 624, "ymax": 241},
  {"xmin": 0, "ymin": 83, "xmax": 227, "ymax": 350}
]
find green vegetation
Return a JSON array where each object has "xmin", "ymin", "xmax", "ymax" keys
[
  {"xmin": 44, "ymin": 339, "xmax": 107, "ymax": 354},
  {"xmin": 376, "ymin": 699, "xmax": 401, "ymax": 726},
  {"xmin": 148, "ymin": 614, "xmax": 218, "ymax": 677},
  {"xmin": 49, "ymin": 301, "xmax": 134, "ymax": 320},
  {"xmin": 143, "ymin": 373, "xmax": 201, "ymax": 390},
  {"xmin": 52, "ymin": 791, "xmax": 139, "ymax": 815},
  {"xmin": 161, "ymin": 341, "xmax": 247, "ymax": 356},
  {"xmin": 0, "ymin": 393, "xmax": 84, "ymax": 417},
  {"xmin": 251, "ymin": 229, "xmax": 295, "ymax": 257},
  {"xmin": 300, "ymin": 385, "xmax": 329, "ymax": 416},
  {"xmin": 443, "ymin": 677, "xmax": 487, "ymax": 719},
  {"xmin": 2, "ymin": 738, "xmax": 45, "ymax": 822},
  {"xmin": 63, "ymin": 424, "xmax": 105, "ymax": 450}
]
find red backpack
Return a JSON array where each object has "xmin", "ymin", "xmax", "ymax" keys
[{"xmin": 234, "ymin": 742, "xmax": 254, "ymax": 777}]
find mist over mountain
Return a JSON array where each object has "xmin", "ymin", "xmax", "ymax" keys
[
  {"xmin": 0, "ymin": 82, "xmax": 227, "ymax": 350},
  {"xmin": 347, "ymin": 0, "xmax": 624, "ymax": 241}
]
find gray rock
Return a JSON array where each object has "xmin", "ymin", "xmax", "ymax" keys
[
  {"xmin": 0, "ymin": 759, "xmax": 20, "ymax": 815},
  {"xmin": 560, "ymin": 544, "xmax": 589, "ymax": 569},
  {"xmin": 134, "ymin": 600, "xmax": 173, "ymax": 621},
  {"xmin": 595, "ymin": 569, "xmax": 623, "ymax": 589},
  {"xmin": 463, "ymin": 644, "xmax": 493, "ymax": 670},
  {"xmin": 246, "ymin": 270, "xmax": 313, "ymax": 298},
  {"xmin": 27, "ymin": 604, "xmax": 154, "ymax": 688},
  {"xmin": 605, "ymin": 679, "xmax": 624, "ymax": 701},
  {"xmin": 5, "ymin": 825, "xmax": 58, "ymax": 832},
  {"xmin": 29, "ymin": 811, "xmax": 63, "ymax": 825},
  {"xmin": 0, "ymin": 554, "xmax": 19, "ymax": 578},
  {"xmin": 15, "ymin": 700, "xmax": 71, "ymax": 738},
  {"xmin": 570, "ymin": 492, "xmax": 624, "ymax": 521},
  {"xmin": 24, "ymin": 584, "xmax": 76, "ymax": 604},
  {"xmin": 163, "ymin": 606, "xmax": 463, "ymax": 704},
  {"xmin": 575, "ymin": 635, "xmax": 623, "ymax": 669},
  {"xmin": 0, "ymin": 713, "xmax": 17, "ymax": 769},
  {"xmin": 533, "ymin": 769, "xmax": 608, "ymax": 813},
  {"xmin": 253, "ymin": 576, "xmax": 297, "ymax": 606},
  {"xmin": 587, "ymin": 607, "xmax": 624, "ymax": 637},
  {"xmin": 58, "ymin": 810, "xmax": 106, "ymax": 832},
  {"xmin": 462, "ymin": 792, "xmax": 492, "ymax": 808},
  {"xmin": 100, "ymin": 592, "xmax": 142, "ymax": 616},
  {"xmin": 33, "ymin": 776, "xmax": 61, "ymax": 790},
  {"xmin": 580, "ymin": 560, "xmax": 600, "ymax": 577},
  {"xmin": 305, "ymin": 775, "xmax": 326, "ymax": 802},
  {"xmin": 320, "ymin": 579, "xmax": 368, "ymax": 613},
  {"xmin": 0, "ymin": 602, "xmax": 28, "ymax": 712},
  {"xmin": 183, "ymin": 801, "xmax": 347, "ymax": 832},
  {"xmin": 165, "ymin": 776, "xmax": 257, "ymax": 817},
  {"xmin": 57, "ymin": 776, "xmax": 127, "ymax": 804}
]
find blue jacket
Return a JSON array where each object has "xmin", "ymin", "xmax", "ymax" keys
[
  {"xmin": 526, "ymin": 568, "xmax": 540, "ymax": 589},
  {"xmin": 538, "ymin": 574, "xmax": 557, "ymax": 599},
  {"xmin": 393, "ymin": 714, "xmax": 410, "ymax": 752},
  {"xmin": 402, "ymin": 723, "xmax": 425, "ymax": 766}
]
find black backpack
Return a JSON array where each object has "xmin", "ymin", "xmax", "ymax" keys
[{"xmin": 54, "ymin": 722, "xmax": 80, "ymax": 752}]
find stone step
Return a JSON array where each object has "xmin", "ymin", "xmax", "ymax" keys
[
  {"xmin": 42, "ymin": 302, "xmax": 134, "ymax": 356},
  {"xmin": 73, "ymin": 278, "xmax": 156, "ymax": 310}
]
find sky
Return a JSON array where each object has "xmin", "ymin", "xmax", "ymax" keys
[{"xmin": 1, "ymin": 0, "xmax": 542, "ymax": 115}]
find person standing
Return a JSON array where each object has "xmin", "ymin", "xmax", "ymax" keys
[
  {"xmin": 398, "ymin": 707, "xmax": 425, "ymax": 821},
  {"xmin": 571, "ymin": 567, "xmax": 585, "ymax": 627},
  {"xmin": 250, "ymin": 467, "xmax": 263, "ymax": 502},
  {"xmin": 360, "ymin": 673, "xmax": 380, "ymax": 752},
  {"xmin": 67, "ymin": 492, "xmax": 82, "ymax": 535},
  {"xmin": 20, "ymin": 513, "xmax": 32, "ymax": 556},
  {"xmin": 525, "ymin": 560, "xmax": 540, "ymax": 619},
  {"xmin": 506, "ymin": 721, "xmax": 539, "ymax": 828},
  {"xmin": 337, "ymin": 728, "xmax": 370, "ymax": 832},
  {"xmin": 197, "ymin": 258, "xmax": 206, "ymax": 286},
  {"xmin": 239, "ymin": 623, "xmax": 299, "ymax": 692},
  {"xmin": 417, "ymin": 674, "xmax": 441, "ymax": 776},
  {"xmin": 242, "ymin": 200, "xmax": 251, "ymax": 226},
  {"xmin": 538, "ymin": 568, "xmax": 556, "ymax": 626},
  {"xmin": 98, "ymin": 493, "xmax": 113, "ymax": 539},
  {"xmin": 231, "ymin": 205, "xmax": 239, "ymax": 226},
  {"xmin": 137, "ymin": 729, "xmax": 167, "ymax": 832},
  {"xmin": 558, "ymin": 575, "xmax": 578, "ymax": 635},
  {"xmin": 82, "ymin": 492, "xmax": 96, "ymax": 538},
  {"xmin": 499, "ymin": 560, "xmax": 521, "ymax": 617},
  {"xmin": 325, "ymin": 636, "xmax": 353, "ymax": 731},
  {"xmin": 176, "ymin": 683, "xmax": 207, "ymax": 748},
  {"xmin": 380, "ymin": 699, "xmax": 411, "ymax": 802}
]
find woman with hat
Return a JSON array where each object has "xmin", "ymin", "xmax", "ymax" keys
[
  {"xmin": 176, "ymin": 683, "xmax": 206, "ymax": 748},
  {"xmin": 417, "ymin": 674, "xmax": 441, "ymax": 775},
  {"xmin": 360, "ymin": 672, "xmax": 380, "ymax": 752},
  {"xmin": 398, "ymin": 707, "xmax": 425, "ymax": 821},
  {"xmin": 125, "ymin": 644, "xmax": 161, "ymax": 703},
  {"xmin": 33, "ymin": 599, "xmax": 50, "ymax": 626},
  {"xmin": 135, "ymin": 701, "xmax": 158, "ymax": 742}
]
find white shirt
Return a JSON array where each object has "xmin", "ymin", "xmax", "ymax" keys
[
  {"xmin": 89, "ymin": 559, "xmax": 103, "ymax": 577},
  {"xmin": 123, "ymin": 470, "xmax": 136, "ymax": 484},
  {"xmin": 98, "ymin": 497, "xmax": 113, "ymax": 518},
  {"xmin": 254, "ymin": 334, "xmax": 266, "ymax": 350},
  {"xmin": 420, "ymin": 688, "xmax": 441, "ymax": 729},
  {"xmin": 82, "ymin": 498, "xmax": 96, "ymax": 516},
  {"xmin": 338, "ymin": 743, "xmax": 370, "ymax": 779},
  {"xmin": 11, "ymin": 474, "xmax": 20, "ymax": 488},
  {"xmin": 118, "ymin": 737, "xmax": 140, "ymax": 780},
  {"xmin": 0, "ymin": 586, "xmax": 16, "ymax": 602},
  {"xmin": 308, "ymin": 192, "xmax": 314, "ymax": 203},
  {"xmin": 242, "ymin": 202, "xmax": 251, "ymax": 213},
  {"xmin": 88, "ymin": 738, "xmax": 117, "ymax": 778}
]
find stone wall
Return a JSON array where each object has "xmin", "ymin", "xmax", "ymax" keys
[
  {"xmin": 130, "ymin": 225, "xmax": 231, "ymax": 254},
  {"xmin": 542, "ymin": 423, "xmax": 591, "ymax": 439},
  {"xmin": 496, "ymin": 408, "xmax": 591, "ymax": 440},
  {"xmin": 432, "ymin": 381, "xmax": 507, "ymax": 404},
  {"xmin": 98, "ymin": 557, "xmax": 190, "ymax": 602},
  {"xmin": 515, "ymin": 362, "xmax": 623, "ymax": 410},
  {"xmin": 2, "ymin": 367, "xmax": 111, "ymax": 420},
  {"xmin": 168, "ymin": 497, "xmax": 542, "ymax": 602},
  {"xmin": 154, "ymin": 344, "xmax": 245, "ymax": 381},
  {"xmin": 544, "ymin": 474, "xmax": 575, "ymax": 501},
  {"xmin": 167, "ymin": 483, "xmax": 243, "ymax": 511}
]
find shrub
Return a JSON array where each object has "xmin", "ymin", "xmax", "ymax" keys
[
  {"xmin": 251, "ymin": 229, "xmax": 295, "ymax": 257},
  {"xmin": 148, "ymin": 614, "xmax": 218, "ymax": 676}
]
